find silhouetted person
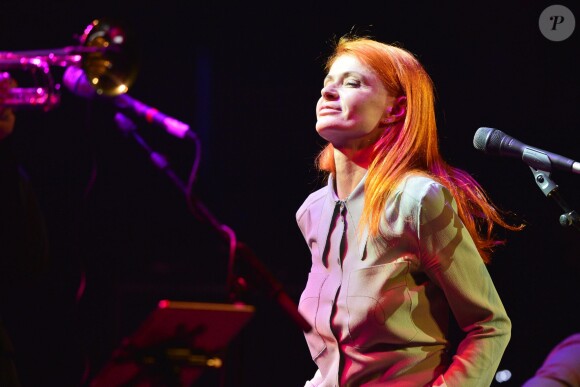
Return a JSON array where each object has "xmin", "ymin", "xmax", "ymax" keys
[
  {"xmin": 523, "ymin": 333, "xmax": 580, "ymax": 387},
  {"xmin": 1, "ymin": 76, "xmax": 50, "ymax": 386}
]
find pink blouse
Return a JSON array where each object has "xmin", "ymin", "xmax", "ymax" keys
[{"xmin": 296, "ymin": 173, "xmax": 511, "ymax": 386}]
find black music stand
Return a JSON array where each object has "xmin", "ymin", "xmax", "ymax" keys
[{"xmin": 90, "ymin": 300, "xmax": 255, "ymax": 387}]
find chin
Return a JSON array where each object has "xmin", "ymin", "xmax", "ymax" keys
[
  {"xmin": 316, "ymin": 120, "xmax": 342, "ymax": 133},
  {"xmin": 317, "ymin": 134, "xmax": 348, "ymax": 148},
  {"xmin": 315, "ymin": 126, "xmax": 336, "ymax": 142}
]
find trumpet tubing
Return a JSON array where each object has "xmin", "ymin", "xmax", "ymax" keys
[
  {"xmin": 0, "ymin": 74, "xmax": 60, "ymax": 110},
  {"xmin": 0, "ymin": 57, "xmax": 61, "ymax": 111}
]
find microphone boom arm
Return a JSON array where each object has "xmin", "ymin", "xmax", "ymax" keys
[{"xmin": 113, "ymin": 114, "xmax": 313, "ymax": 333}]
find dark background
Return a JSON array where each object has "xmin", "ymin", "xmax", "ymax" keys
[{"xmin": 1, "ymin": 1, "xmax": 579, "ymax": 386}]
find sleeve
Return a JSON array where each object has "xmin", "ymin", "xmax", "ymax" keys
[
  {"xmin": 304, "ymin": 369, "xmax": 323, "ymax": 387},
  {"xmin": 417, "ymin": 182, "xmax": 511, "ymax": 387},
  {"xmin": 522, "ymin": 333, "xmax": 580, "ymax": 387}
]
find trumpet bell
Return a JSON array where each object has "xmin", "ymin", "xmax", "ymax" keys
[{"xmin": 80, "ymin": 18, "xmax": 140, "ymax": 97}]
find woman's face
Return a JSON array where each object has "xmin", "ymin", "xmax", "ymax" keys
[{"xmin": 316, "ymin": 54, "xmax": 394, "ymax": 149}]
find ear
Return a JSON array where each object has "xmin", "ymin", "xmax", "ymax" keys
[{"xmin": 381, "ymin": 96, "xmax": 407, "ymax": 125}]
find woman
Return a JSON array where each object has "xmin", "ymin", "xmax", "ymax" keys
[{"xmin": 296, "ymin": 35, "xmax": 523, "ymax": 386}]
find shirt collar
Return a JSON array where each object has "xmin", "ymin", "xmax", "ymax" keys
[{"xmin": 319, "ymin": 172, "xmax": 369, "ymax": 259}]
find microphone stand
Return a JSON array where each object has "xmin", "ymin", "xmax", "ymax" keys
[
  {"xmin": 529, "ymin": 167, "xmax": 580, "ymax": 231},
  {"xmin": 114, "ymin": 113, "xmax": 312, "ymax": 333}
]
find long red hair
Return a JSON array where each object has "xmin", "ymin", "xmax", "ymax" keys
[{"xmin": 316, "ymin": 36, "xmax": 522, "ymax": 263}]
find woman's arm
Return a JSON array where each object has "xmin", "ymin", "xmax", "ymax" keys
[{"xmin": 418, "ymin": 182, "xmax": 511, "ymax": 387}]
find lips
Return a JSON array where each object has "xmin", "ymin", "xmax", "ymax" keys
[{"xmin": 318, "ymin": 104, "xmax": 341, "ymax": 115}]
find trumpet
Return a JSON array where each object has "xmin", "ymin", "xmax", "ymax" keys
[{"xmin": 0, "ymin": 18, "xmax": 139, "ymax": 111}]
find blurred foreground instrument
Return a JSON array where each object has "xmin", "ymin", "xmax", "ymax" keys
[{"xmin": 0, "ymin": 18, "xmax": 139, "ymax": 111}]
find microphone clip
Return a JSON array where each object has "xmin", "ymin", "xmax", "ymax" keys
[{"xmin": 530, "ymin": 167, "xmax": 580, "ymax": 231}]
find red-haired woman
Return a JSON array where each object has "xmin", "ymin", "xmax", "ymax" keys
[{"xmin": 296, "ymin": 35, "xmax": 523, "ymax": 386}]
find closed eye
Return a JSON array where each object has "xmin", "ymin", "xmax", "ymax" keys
[{"xmin": 344, "ymin": 78, "xmax": 361, "ymax": 87}]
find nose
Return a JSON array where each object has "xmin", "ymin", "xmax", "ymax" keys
[{"xmin": 321, "ymin": 84, "xmax": 338, "ymax": 99}]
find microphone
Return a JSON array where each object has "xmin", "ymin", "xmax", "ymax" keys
[
  {"xmin": 63, "ymin": 66, "xmax": 193, "ymax": 139},
  {"xmin": 473, "ymin": 127, "xmax": 580, "ymax": 174}
]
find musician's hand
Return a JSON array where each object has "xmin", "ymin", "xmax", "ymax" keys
[{"xmin": 0, "ymin": 72, "xmax": 16, "ymax": 141}]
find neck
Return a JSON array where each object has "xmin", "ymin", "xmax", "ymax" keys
[{"xmin": 333, "ymin": 146, "xmax": 373, "ymax": 200}]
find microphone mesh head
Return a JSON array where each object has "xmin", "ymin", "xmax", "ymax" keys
[
  {"xmin": 473, "ymin": 127, "xmax": 493, "ymax": 151},
  {"xmin": 63, "ymin": 66, "xmax": 97, "ymax": 98},
  {"xmin": 486, "ymin": 128, "xmax": 508, "ymax": 152}
]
